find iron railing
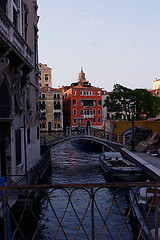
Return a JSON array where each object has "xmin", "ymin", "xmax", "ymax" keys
[{"xmin": 1, "ymin": 181, "xmax": 160, "ymax": 239}]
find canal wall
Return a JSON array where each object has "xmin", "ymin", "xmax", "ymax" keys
[{"xmin": 121, "ymin": 148, "xmax": 160, "ymax": 181}]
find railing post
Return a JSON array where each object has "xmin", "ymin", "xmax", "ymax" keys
[
  {"xmin": 88, "ymin": 126, "xmax": 90, "ymax": 135},
  {"xmin": 69, "ymin": 127, "xmax": 71, "ymax": 136},
  {"xmin": 117, "ymin": 134, "xmax": 119, "ymax": 143},
  {"xmin": 66, "ymin": 126, "xmax": 68, "ymax": 136},
  {"xmin": 85, "ymin": 127, "xmax": 87, "ymax": 135},
  {"xmin": 91, "ymin": 187, "xmax": 95, "ymax": 240},
  {"xmin": 3, "ymin": 189, "xmax": 8, "ymax": 240},
  {"xmin": 123, "ymin": 135, "xmax": 125, "ymax": 145},
  {"xmin": 155, "ymin": 186, "xmax": 158, "ymax": 240}
]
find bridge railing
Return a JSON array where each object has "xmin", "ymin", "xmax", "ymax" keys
[
  {"xmin": 40, "ymin": 128, "xmax": 126, "ymax": 146},
  {"xmin": 1, "ymin": 181, "xmax": 160, "ymax": 240}
]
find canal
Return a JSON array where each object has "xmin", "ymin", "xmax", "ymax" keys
[{"xmin": 38, "ymin": 140, "xmax": 144, "ymax": 240}]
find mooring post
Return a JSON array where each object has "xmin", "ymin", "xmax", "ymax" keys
[
  {"xmin": 66, "ymin": 126, "xmax": 68, "ymax": 136},
  {"xmin": 69, "ymin": 127, "xmax": 71, "ymax": 136},
  {"xmin": 123, "ymin": 135, "xmax": 125, "ymax": 145},
  {"xmin": 117, "ymin": 134, "xmax": 120, "ymax": 143},
  {"xmin": 88, "ymin": 126, "xmax": 90, "ymax": 135}
]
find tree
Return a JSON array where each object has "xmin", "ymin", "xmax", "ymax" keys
[{"xmin": 104, "ymin": 84, "xmax": 160, "ymax": 120}]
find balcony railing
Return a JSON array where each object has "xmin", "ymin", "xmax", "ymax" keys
[
  {"xmin": 1, "ymin": 182, "xmax": 160, "ymax": 239},
  {"xmin": 0, "ymin": 8, "xmax": 33, "ymax": 67},
  {"xmin": 84, "ymin": 114, "xmax": 94, "ymax": 119}
]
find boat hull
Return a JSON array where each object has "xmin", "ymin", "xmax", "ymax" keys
[
  {"xmin": 99, "ymin": 155, "xmax": 142, "ymax": 181},
  {"xmin": 129, "ymin": 188, "xmax": 155, "ymax": 240}
]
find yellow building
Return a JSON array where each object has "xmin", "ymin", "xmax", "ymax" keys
[
  {"xmin": 39, "ymin": 63, "xmax": 52, "ymax": 88},
  {"xmin": 39, "ymin": 87, "xmax": 63, "ymax": 131},
  {"xmin": 153, "ymin": 78, "xmax": 160, "ymax": 90}
]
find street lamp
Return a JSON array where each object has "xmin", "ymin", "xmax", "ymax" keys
[{"xmin": 131, "ymin": 104, "xmax": 135, "ymax": 152}]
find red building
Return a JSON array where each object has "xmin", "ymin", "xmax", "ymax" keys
[{"xmin": 62, "ymin": 69, "xmax": 102, "ymax": 129}]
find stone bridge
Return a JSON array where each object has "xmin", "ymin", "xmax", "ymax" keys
[{"xmin": 40, "ymin": 128, "xmax": 123, "ymax": 152}]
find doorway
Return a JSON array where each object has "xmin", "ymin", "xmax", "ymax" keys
[{"xmin": 48, "ymin": 121, "xmax": 52, "ymax": 132}]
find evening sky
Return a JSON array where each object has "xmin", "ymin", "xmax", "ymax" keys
[{"xmin": 38, "ymin": 0, "xmax": 160, "ymax": 91}]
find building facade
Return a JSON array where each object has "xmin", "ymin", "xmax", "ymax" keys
[
  {"xmin": 153, "ymin": 78, "xmax": 160, "ymax": 90},
  {"xmin": 63, "ymin": 69, "xmax": 103, "ymax": 129},
  {"xmin": 39, "ymin": 87, "xmax": 63, "ymax": 131},
  {"xmin": 38, "ymin": 63, "xmax": 52, "ymax": 88},
  {"xmin": 0, "ymin": 0, "xmax": 40, "ymax": 184}
]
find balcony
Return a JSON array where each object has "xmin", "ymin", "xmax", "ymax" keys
[
  {"xmin": 0, "ymin": 8, "xmax": 33, "ymax": 69},
  {"xmin": 84, "ymin": 114, "xmax": 94, "ymax": 119}
]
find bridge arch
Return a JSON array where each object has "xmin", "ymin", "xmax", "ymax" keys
[{"xmin": 44, "ymin": 135, "xmax": 120, "ymax": 152}]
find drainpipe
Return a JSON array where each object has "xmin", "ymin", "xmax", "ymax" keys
[{"xmin": 23, "ymin": 91, "xmax": 28, "ymax": 184}]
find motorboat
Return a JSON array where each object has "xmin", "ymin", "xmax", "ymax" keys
[
  {"xmin": 99, "ymin": 152, "xmax": 142, "ymax": 181},
  {"xmin": 129, "ymin": 186, "xmax": 160, "ymax": 240}
]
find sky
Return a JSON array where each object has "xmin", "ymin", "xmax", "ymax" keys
[{"xmin": 38, "ymin": 0, "xmax": 160, "ymax": 91}]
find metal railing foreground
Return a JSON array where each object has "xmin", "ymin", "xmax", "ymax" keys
[{"xmin": 1, "ymin": 182, "xmax": 160, "ymax": 240}]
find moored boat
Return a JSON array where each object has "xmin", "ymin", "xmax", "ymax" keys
[
  {"xmin": 129, "ymin": 186, "xmax": 160, "ymax": 240},
  {"xmin": 99, "ymin": 152, "xmax": 142, "ymax": 181}
]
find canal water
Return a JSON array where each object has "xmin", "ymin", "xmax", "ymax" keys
[{"xmin": 38, "ymin": 140, "xmax": 143, "ymax": 240}]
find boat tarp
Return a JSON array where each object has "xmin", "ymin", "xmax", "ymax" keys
[{"xmin": 104, "ymin": 152, "xmax": 122, "ymax": 159}]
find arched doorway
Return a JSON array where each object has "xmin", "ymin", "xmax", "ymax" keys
[
  {"xmin": 86, "ymin": 120, "xmax": 91, "ymax": 127},
  {"xmin": 86, "ymin": 120, "xmax": 91, "ymax": 134}
]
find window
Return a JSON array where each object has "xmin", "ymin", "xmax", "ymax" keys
[
  {"xmin": 54, "ymin": 112, "xmax": 61, "ymax": 119},
  {"xmin": 39, "ymin": 83, "xmax": 42, "ymax": 87},
  {"xmin": 42, "ymin": 93, "xmax": 45, "ymax": 99},
  {"xmin": 45, "ymin": 74, "xmax": 48, "ymax": 81},
  {"xmin": 74, "ymin": 119, "xmax": 76, "ymax": 124},
  {"xmin": 45, "ymin": 84, "xmax": 48, "ymax": 86},
  {"xmin": 13, "ymin": 6, "xmax": 18, "ymax": 28},
  {"xmin": 37, "ymin": 126, "xmax": 39, "ymax": 139},
  {"xmin": 80, "ymin": 110, "xmax": 83, "ymax": 115},
  {"xmin": 58, "ymin": 124, "xmax": 60, "ymax": 128},
  {"xmin": 90, "ymin": 91, "xmax": 92, "ymax": 95},
  {"xmin": 98, "ymin": 91, "xmax": 101, "ymax": 96},
  {"xmin": 98, "ymin": 109, "xmax": 101, "ymax": 115},
  {"xmin": 93, "ymin": 118, "xmax": 96, "ymax": 123},
  {"xmin": 1, "ymin": 0, "xmax": 7, "ymax": 13},
  {"xmin": 15, "ymin": 129, "xmax": 21, "ymax": 166},
  {"xmin": 27, "ymin": 128, "xmax": 30, "ymax": 144},
  {"xmin": 98, "ymin": 100, "xmax": 101, "ymax": 105},
  {"xmin": 73, "ymin": 109, "xmax": 77, "ymax": 115},
  {"xmin": 24, "ymin": 9, "xmax": 28, "ymax": 41},
  {"xmin": 73, "ymin": 99, "xmax": 76, "ymax": 105},
  {"xmin": 39, "ymin": 71, "xmax": 41, "ymax": 75},
  {"xmin": 73, "ymin": 90, "xmax": 76, "ymax": 95},
  {"xmin": 81, "ymin": 119, "xmax": 84, "ymax": 124},
  {"xmin": 98, "ymin": 118, "xmax": 101, "ymax": 123},
  {"xmin": 84, "ymin": 91, "xmax": 86, "ymax": 95},
  {"xmin": 93, "ymin": 110, "xmax": 96, "ymax": 115},
  {"xmin": 57, "ymin": 94, "xmax": 60, "ymax": 99},
  {"xmin": 80, "ymin": 100, "xmax": 83, "ymax": 105},
  {"xmin": 87, "ymin": 91, "xmax": 89, "ymax": 95},
  {"xmin": 80, "ymin": 91, "xmax": 83, "ymax": 95}
]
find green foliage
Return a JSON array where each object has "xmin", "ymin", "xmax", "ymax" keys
[{"xmin": 104, "ymin": 84, "xmax": 160, "ymax": 120}]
